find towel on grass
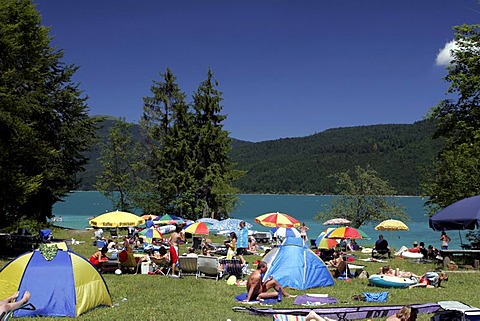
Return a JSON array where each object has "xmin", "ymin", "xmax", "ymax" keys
[
  {"xmin": 362, "ymin": 291, "xmax": 389, "ymax": 302},
  {"xmin": 235, "ymin": 293, "xmax": 278, "ymax": 304},
  {"xmin": 293, "ymin": 295, "xmax": 337, "ymax": 306}
]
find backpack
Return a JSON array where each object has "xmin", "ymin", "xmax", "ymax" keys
[{"xmin": 355, "ymin": 269, "xmax": 369, "ymax": 279}]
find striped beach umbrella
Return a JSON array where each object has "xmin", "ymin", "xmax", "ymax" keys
[
  {"xmin": 323, "ymin": 218, "xmax": 351, "ymax": 226},
  {"xmin": 184, "ymin": 222, "xmax": 210, "ymax": 235},
  {"xmin": 154, "ymin": 214, "xmax": 184, "ymax": 225},
  {"xmin": 139, "ymin": 227, "xmax": 163, "ymax": 242},
  {"xmin": 326, "ymin": 226, "xmax": 369, "ymax": 240},
  {"xmin": 141, "ymin": 214, "xmax": 158, "ymax": 221},
  {"xmin": 315, "ymin": 231, "xmax": 339, "ymax": 249},
  {"xmin": 254, "ymin": 212, "xmax": 300, "ymax": 228}
]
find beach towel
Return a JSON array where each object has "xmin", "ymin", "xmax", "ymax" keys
[
  {"xmin": 273, "ymin": 314, "xmax": 306, "ymax": 321},
  {"xmin": 361, "ymin": 291, "xmax": 388, "ymax": 302},
  {"xmin": 359, "ymin": 258, "xmax": 385, "ymax": 263},
  {"xmin": 293, "ymin": 295, "xmax": 338, "ymax": 306},
  {"xmin": 235, "ymin": 293, "xmax": 278, "ymax": 305}
]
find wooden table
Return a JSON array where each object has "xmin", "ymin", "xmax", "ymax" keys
[{"xmin": 440, "ymin": 249, "xmax": 480, "ymax": 267}]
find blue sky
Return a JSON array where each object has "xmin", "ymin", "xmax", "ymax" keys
[{"xmin": 34, "ymin": 0, "xmax": 479, "ymax": 142}]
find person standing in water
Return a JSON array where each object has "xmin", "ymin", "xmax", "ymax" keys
[
  {"xmin": 298, "ymin": 222, "xmax": 309, "ymax": 241},
  {"xmin": 440, "ymin": 231, "xmax": 451, "ymax": 250}
]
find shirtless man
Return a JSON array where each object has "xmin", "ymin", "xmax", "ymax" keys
[
  {"xmin": 168, "ymin": 225, "xmax": 185, "ymax": 275},
  {"xmin": 244, "ymin": 261, "xmax": 294, "ymax": 301}
]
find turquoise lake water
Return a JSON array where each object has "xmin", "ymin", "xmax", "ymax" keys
[{"xmin": 52, "ymin": 192, "xmax": 465, "ymax": 250}]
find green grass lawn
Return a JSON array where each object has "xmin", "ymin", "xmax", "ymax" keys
[{"xmin": 1, "ymin": 228, "xmax": 479, "ymax": 321}]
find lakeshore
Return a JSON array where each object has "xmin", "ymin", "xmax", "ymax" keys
[{"xmin": 52, "ymin": 192, "xmax": 468, "ymax": 251}]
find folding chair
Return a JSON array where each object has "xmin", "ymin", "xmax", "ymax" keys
[
  {"xmin": 150, "ymin": 257, "xmax": 171, "ymax": 275},
  {"xmin": 372, "ymin": 249, "xmax": 391, "ymax": 259},
  {"xmin": 118, "ymin": 250, "xmax": 141, "ymax": 274},
  {"xmin": 220, "ymin": 258, "xmax": 244, "ymax": 278}
]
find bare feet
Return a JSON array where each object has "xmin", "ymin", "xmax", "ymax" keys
[{"xmin": 20, "ymin": 291, "xmax": 31, "ymax": 303}]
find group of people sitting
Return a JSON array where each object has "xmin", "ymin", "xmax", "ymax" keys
[
  {"xmin": 372, "ymin": 235, "xmax": 440, "ymax": 261},
  {"xmin": 395, "ymin": 241, "xmax": 440, "ymax": 260},
  {"xmin": 89, "ymin": 224, "xmax": 187, "ymax": 276}
]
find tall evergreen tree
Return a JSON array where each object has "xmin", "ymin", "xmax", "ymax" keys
[
  {"xmin": 0, "ymin": 0, "xmax": 98, "ymax": 228},
  {"xmin": 95, "ymin": 118, "xmax": 141, "ymax": 212},
  {"xmin": 424, "ymin": 24, "xmax": 480, "ymax": 212},
  {"xmin": 191, "ymin": 69, "xmax": 242, "ymax": 218},
  {"xmin": 140, "ymin": 68, "xmax": 190, "ymax": 214}
]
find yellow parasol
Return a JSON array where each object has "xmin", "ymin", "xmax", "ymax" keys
[
  {"xmin": 375, "ymin": 219, "xmax": 409, "ymax": 231},
  {"xmin": 89, "ymin": 211, "xmax": 145, "ymax": 228}
]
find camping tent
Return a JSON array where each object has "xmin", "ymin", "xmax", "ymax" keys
[
  {"xmin": 0, "ymin": 247, "xmax": 112, "ymax": 317},
  {"xmin": 262, "ymin": 237, "xmax": 334, "ymax": 290}
]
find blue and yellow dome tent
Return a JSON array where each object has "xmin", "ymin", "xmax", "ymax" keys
[
  {"xmin": 262, "ymin": 237, "xmax": 335, "ymax": 290},
  {"xmin": 0, "ymin": 246, "xmax": 112, "ymax": 317}
]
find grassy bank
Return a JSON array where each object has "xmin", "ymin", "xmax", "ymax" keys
[{"xmin": 1, "ymin": 228, "xmax": 479, "ymax": 321}]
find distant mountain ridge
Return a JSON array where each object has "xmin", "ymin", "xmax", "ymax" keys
[{"xmin": 78, "ymin": 118, "xmax": 442, "ymax": 195}]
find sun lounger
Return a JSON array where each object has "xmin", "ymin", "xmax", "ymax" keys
[
  {"xmin": 178, "ymin": 256, "xmax": 198, "ymax": 277},
  {"xmin": 435, "ymin": 301, "xmax": 480, "ymax": 321},
  {"xmin": 232, "ymin": 302, "xmax": 440, "ymax": 320},
  {"xmin": 197, "ymin": 255, "xmax": 221, "ymax": 280}
]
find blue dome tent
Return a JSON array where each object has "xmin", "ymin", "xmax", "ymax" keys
[{"xmin": 262, "ymin": 238, "xmax": 334, "ymax": 290}]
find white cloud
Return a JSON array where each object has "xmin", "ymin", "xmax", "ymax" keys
[{"xmin": 435, "ymin": 40, "xmax": 458, "ymax": 66}]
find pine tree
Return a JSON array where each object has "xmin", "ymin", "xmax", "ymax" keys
[
  {"xmin": 191, "ymin": 69, "xmax": 242, "ymax": 218},
  {"xmin": 0, "ymin": 0, "xmax": 98, "ymax": 227},
  {"xmin": 95, "ymin": 118, "xmax": 142, "ymax": 212},
  {"xmin": 140, "ymin": 68, "xmax": 190, "ymax": 214}
]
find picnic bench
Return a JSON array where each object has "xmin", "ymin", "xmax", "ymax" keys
[{"xmin": 440, "ymin": 249, "xmax": 480, "ymax": 268}]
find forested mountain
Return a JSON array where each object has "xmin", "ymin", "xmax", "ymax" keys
[
  {"xmin": 231, "ymin": 120, "xmax": 443, "ymax": 195},
  {"xmin": 78, "ymin": 119, "xmax": 442, "ymax": 195}
]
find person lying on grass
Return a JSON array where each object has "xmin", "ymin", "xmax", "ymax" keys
[
  {"xmin": 409, "ymin": 272, "xmax": 448, "ymax": 289},
  {"xmin": 244, "ymin": 261, "xmax": 295, "ymax": 302}
]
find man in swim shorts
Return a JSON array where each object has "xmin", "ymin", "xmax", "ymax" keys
[
  {"xmin": 168, "ymin": 225, "xmax": 185, "ymax": 276},
  {"xmin": 244, "ymin": 261, "xmax": 295, "ymax": 301}
]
